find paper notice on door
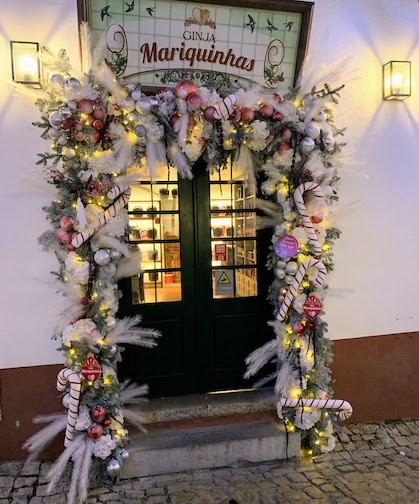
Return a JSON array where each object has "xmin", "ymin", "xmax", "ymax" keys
[{"xmin": 215, "ymin": 270, "xmax": 234, "ymax": 296}]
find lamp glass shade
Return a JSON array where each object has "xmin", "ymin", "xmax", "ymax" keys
[
  {"xmin": 383, "ymin": 61, "xmax": 411, "ymax": 100},
  {"xmin": 10, "ymin": 41, "xmax": 41, "ymax": 85}
]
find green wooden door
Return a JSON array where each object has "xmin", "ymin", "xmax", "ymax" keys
[{"xmin": 118, "ymin": 159, "xmax": 272, "ymax": 397}]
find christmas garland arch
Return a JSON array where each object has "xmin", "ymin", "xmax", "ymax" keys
[{"xmin": 26, "ymin": 29, "xmax": 351, "ymax": 503}]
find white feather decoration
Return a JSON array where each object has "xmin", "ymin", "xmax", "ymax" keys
[
  {"xmin": 95, "ymin": 234, "xmax": 130, "ymax": 257},
  {"xmin": 234, "ymin": 145, "xmax": 256, "ymax": 187},
  {"xmin": 174, "ymin": 99, "xmax": 189, "ymax": 149},
  {"xmin": 113, "ymin": 250, "xmax": 143, "ymax": 280},
  {"xmin": 79, "ymin": 22, "xmax": 92, "ymax": 74},
  {"xmin": 77, "ymin": 439, "xmax": 94, "ymax": 503},
  {"xmin": 120, "ymin": 381, "xmax": 149, "ymax": 404},
  {"xmin": 107, "ymin": 316, "xmax": 160, "ymax": 347},
  {"xmin": 167, "ymin": 141, "xmax": 193, "ymax": 179},
  {"xmin": 121, "ymin": 408, "xmax": 147, "ymax": 433},
  {"xmin": 66, "ymin": 443, "xmax": 84, "ymax": 504},
  {"xmin": 95, "ymin": 63, "xmax": 125, "ymax": 103},
  {"xmin": 274, "ymin": 362, "xmax": 298, "ymax": 395},
  {"xmin": 53, "ymin": 283, "xmax": 86, "ymax": 338},
  {"xmin": 23, "ymin": 414, "xmax": 67, "ymax": 461},
  {"xmin": 146, "ymin": 141, "xmax": 167, "ymax": 182},
  {"xmin": 244, "ymin": 339, "xmax": 278, "ymax": 378},
  {"xmin": 47, "ymin": 435, "xmax": 86, "ymax": 493}
]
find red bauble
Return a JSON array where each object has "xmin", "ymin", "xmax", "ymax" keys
[
  {"xmin": 54, "ymin": 227, "xmax": 68, "ymax": 243},
  {"xmin": 292, "ymin": 321, "xmax": 306, "ymax": 334},
  {"xmin": 90, "ymin": 405, "xmax": 107, "ymax": 424},
  {"xmin": 66, "ymin": 243, "xmax": 76, "ymax": 252},
  {"xmin": 93, "ymin": 107, "xmax": 106, "ymax": 120},
  {"xmin": 203, "ymin": 106, "xmax": 216, "ymax": 122},
  {"xmin": 60, "ymin": 216, "xmax": 74, "ymax": 232},
  {"xmin": 77, "ymin": 99, "xmax": 94, "ymax": 114},
  {"xmin": 186, "ymin": 93, "xmax": 202, "ymax": 111},
  {"xmin": 61, "ymin": 233, "xmax": 71, "ymax": 245},
  {"xmin": 90, "ymin": 132, "xmax": 100, "ymax": 143},
  {"xmin": 174, "ymin": 79, "xmax": 197, "ymax": 99},
  {"xmin": 103, "ymin": 417, "xmax": 112, "ymax": 427},
  {"xmin": 84, "ymin": 115, "xmax": 94, "ymax": 127},
  {"xmin": 277, "ymin": 143, "xmax": 290, "ymax": 152},
  {"xmin": 281, "ymin": 128, "xmax": 292, "ymax": 141},
  {"xmin": 93, "ymin": 119, "xmax": 104, "ymax": 130},
  {"xmin": 310, "ymin": 215, "xmax": 324, "ymax": 224},
  {"xmin": 260, "ymin": 104, "xmax": 274, "ymax": 118},
  {"xmin": 87, "ymin": 424, "xmax": 103, "ymax": 440},
  {"xmin": 273, "ymin": 111, "xmax": 284, "ymax": 121},
  {"xmin": 170, "ymin": 114, "xmax": 181, "ymax": 127},
  {"xmin": 240, "ymin": 107, "xmax": 255, "ymax": 121}
]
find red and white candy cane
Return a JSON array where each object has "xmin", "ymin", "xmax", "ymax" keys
[
  {"xmin": 71, "ymin": 188, "xmax": 131, "ymax": 248},
  {"xmin": 294, "ymin": 182, "xmax": 324, "ymax": 256},
  {"xmin": 57, "ymin": 368, "xmax": 81, "ymax": 447},
  {"xmin": 278, "ymin": 397, "xmax": 353, "ymax": 420},
  {"xmin": 107, "ymin": 183, "xmax": 130, "ymax": 200},
  {"xmin": 213, "ymin": 94, "xmax": 238, "ymax": 120},
  {"xmin": 277, "ymin": 258, "xmax": 326, "ymax": 321}
]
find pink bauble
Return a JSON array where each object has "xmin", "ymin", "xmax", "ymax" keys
[
  {"xmin": 60, "ymin": 216, "xmax": 74, "ymax": 232},
  {"xmin": 170, "ymin": 114, "xmax": 181, "ymax": 127},
  {"xmin": 240, "ymin": 107, "xmax": 255, "ymax": 122},
  {"xmin": 61, "ymin": 234, "xmax": 71, "ymax": 245},
  {"xmin": 186, "ymin": 93, "xmax": 202, "ymax": 111},
  {"xmin": 203, "ymin": 106, "xmax": 216, "ymax": 122},
  {"xmin": 273, "ymin": 111, "xmax": 284, "ymax": 121},
  {"xmin": 277, "ymin": 143, "xmax": 290, "ymax": 152},
  {"xmin": 174, "ymin": 79, "xmax": 197, "ymax": 99},
  {"xmin": 90, "ymin": 405, "xmax": 107, "ymax": 424},
  {"xmin": 292, "ymin": 321, "xmax": 306, "ymax": 334},
  {"xmin": 93, "ymin": 107, "xmax": 106, "ymax": 120},
  {"xmin": 281, "ymin": 128, "xmax": 292, "ymax": 141},
  {"xmin": 75, "ymin": 131, "xmax": 85, "ymax": 141},
  {"xmin": 87, "ymin": 424, "xmax": 103, "ymax": 440},
  {"xmin": 74, "ymin": 122, "xmax": 83, "ymax": 132},
  {"xmin": 66, "ymin": 243, "xmax": 76, "ymax": 252},
  {"xmin": 77, "ymin": 99, "xmax": 94, "ymax": 114},
  {"xmin": 54, "ymin": 227, "xmax": 68, "ymax": 242},
  {"xmin": 310, "ymin": 214, "xmax": 324, "ymax": 224},
  {"xmin": 260, "ymin": 104, "xmax": 274, "ymax": 119},
  {"xmin": 93, "ymin": 119, "xmax": 103, "ymax": 130}
]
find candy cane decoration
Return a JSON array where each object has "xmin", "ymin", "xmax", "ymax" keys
[
  {"xmin": 213, "ymin": 94, "xmax": 238, "ymax": 120},
  {"xmin": 71, "ymin": 188, "xmax": 131, "ymax": 248},
  {"xmin": 107, "ymin": 184, "xmax": 130, "ymax": 200},
  {"xmin": 278, "ymin": 397, "xmax": 353, "ymax": 421},
  {"xmin": 277, "ymin": 258, "xmax": 326, "ymax": 321},
  {"xmin": 294, "ymin": 182, "xmax": 324, "ymax": 256},
  {"xmin": 57, "ymin": 368, "xmax": 81, "ymax": 447}
]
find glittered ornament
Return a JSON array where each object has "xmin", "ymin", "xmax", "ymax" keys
[
  {"xmin": 300, "ymin": 137, "xmax": 315, "ymax": 154},
  {"xmin": 136, "ymin": 98, "xmax": 151, "ymax": 113},
  {"xmin": 81, "ymin": 353, "xmax": 102, "ymax": 382},
  {"xmin": 87, "ymin": 424, "xmax": 103, "ymax": 440},
  {"xmin": 131, "ymin": 89, "xmax": 142, "ymax": 101},
  {"xmin": 122, "ymin": 97, "xmax": 136, "ymax": 112},
  {"xmin": 60, "ymin": 216, "xmax": 74, "ymax": 232},
  {"xmin": 106, "ymin": 459, "xmax": 121, "ymax": 476},
  {"xmin": 65, "ymin": 77, "xmax": 81, "ymax": 92},
  {"xmin": 59, "ymin": 106, "xmax": 72, "ymax": 119},
  {"xmin": 90, "ymin": 405, "xmax": 107, "ymax": 424},
  {"xmin": 94, "ymin": 249, "xmax": 111, "ymax": 266},
  {"xmin": 174, "ymin": 79, "xmax": 197, "ymax": 99},
  {"xmin": 134, "ymin": 125, "xmax": 147, "ymax": 137}
]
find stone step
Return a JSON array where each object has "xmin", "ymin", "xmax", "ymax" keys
[{"xmin": 122, "ymin": 420, "xmax": 300, "ymax": 478}]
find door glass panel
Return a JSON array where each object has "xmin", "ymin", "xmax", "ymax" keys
[
  {"xmin": 210, "ymin": 167, "xmax": 257, "ymax": 299},
  {"xmin": 128, "ymin": 175, "xmax": 181, "ymax": 304}
]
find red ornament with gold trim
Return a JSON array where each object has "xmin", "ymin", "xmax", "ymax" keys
[
  {"xmin": 303, "ymin": 295, "xmax": 322, "ymax": 320},
  {"xmin": 81, "ymin": 352, "xmax": 101, "ymax": 382}
]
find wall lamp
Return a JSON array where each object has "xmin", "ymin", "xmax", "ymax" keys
[
  {"xmin": 383, "ymin": 61, "xmax": 411, "ymax": 100},
  {"xmin": 10, "ymin": 41, "xmax": 42, "ymax": 87}
]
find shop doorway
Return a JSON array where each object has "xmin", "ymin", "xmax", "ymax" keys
[{"xmin": 118, "ymin": 158, "xmax": 272, "ymax": 397}]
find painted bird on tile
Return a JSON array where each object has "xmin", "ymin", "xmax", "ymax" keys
[
  {"xmin": 266, "ymin": 19, "xmax": 278, "ymax": 32},
  {"xmin": 125, "ymin": 1, "xmax": 134, "ymax": 12},
  {"xmin": 146, "ymin": 7, "xmax": 155, "ymax": 16},
  {"xmin": 244, "ymin": 14, "xmax": 256, "ymax": 33},
  {"xmin": 284, "ymin": 21, "xmax": 294, "ymax": 31},
  {"xmin": 100, "ymin": 5, "xmax": 112, "ymax": 21}
]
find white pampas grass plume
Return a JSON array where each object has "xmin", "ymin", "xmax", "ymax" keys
[
  {"xmin": 95, "ymin": 234, "xmax": 130, "ymax": 257},
  {"xmin": 120, "ymin": 381, "xmax": 149, "ymax": 404},
  {"xmin": 112, "ymin": 127, "xmax": 134, "ymax": 174},
  {"xmin": 174, "ymin": 99, "xmax": 189, "ymax": 148},
  {"xmin": 274, "ymin": 362, "xmax": 298, "ymax": 395},
  {"xmin": 79, "ymin": 22, "xmax": 92, "ymax": 74},
  {"xmin": 107, "ymin": 316, "xmax": 160, "ymax": 347},
  {"xmin": 244, "ymin": 339, "xmax": 278, "ymax": 378},
  {"xmin": 234, "ymin": 145, "xmax": 256, "ymax": 187},
  {"xmin": 253, "ymin": 371, "xmax": 278, "ymax": 389},
  {"xmin": 255, "ymin": 199, "xmax": 284, "ymax": 230},
  {"xmin": 53, "ymin": 283, "xmax": 86, "ymax": 338},
  {"xmin": 66, "ymin": 442, "xmax": 84, "ymax": 504},
  {"xmin": 113, "ymin": 250, "xmax": 143, "ymax": 280},
  {"xmin": 167, "ymin": 141, "xmax": 193, "ymax": 179},
  {"xmin": 77, "ymin": 439, "xmax": 94, "ymax": 503},
  {"xmin": 146, "ymin": 141, "xmax": 167, "ymax": 182},
  {"xmin": 23, "ymin": 413, "xmax": 67, "ymax": 461},
  {"xmin": 121, "ymin": 408, "xmax": 147, "ymax": 433},
  {"xmin": 47, "ymin": 435, "xmax": 86, "ymax": 494},
  {"xmin": 95, "ymin": 62, "xmax": 124, "ymax": 103}
]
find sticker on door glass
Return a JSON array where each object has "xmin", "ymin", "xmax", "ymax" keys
[
  {"xmin": 214, "ymin": 243, "xmax": 227, "ymax": 261},
  {"xmin": 215, "ymin": 270, "xmax": 234, "ymax": 296}
]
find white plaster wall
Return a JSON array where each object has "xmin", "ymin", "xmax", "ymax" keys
[{"xmin": 1, "ymin": 0, "xmax": 419, "ymax": 368}]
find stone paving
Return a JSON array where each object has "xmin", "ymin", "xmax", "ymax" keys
[{"xmin": 1, "ymin": 420, "xmax": 419, "ymax": 503}]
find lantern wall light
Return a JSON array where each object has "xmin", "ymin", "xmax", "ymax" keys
[
  {"xmin": 383, "ymin": 60, "xmax": 411, "ymax": 101},
  {"xmin": 10, "ymin": 41, "xmax": 42, "ymax": 87}
]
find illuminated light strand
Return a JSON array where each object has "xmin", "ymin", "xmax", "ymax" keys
[
  {"xmin": 278, "ymin": 397, "xmax": 353, "ymax": 421},
  {"xmin": 71, "ymin": 188, "xmax": 131, "ymax": 248},
  {"xmin": 56, "ymin": 368, "xmax": 81, "ymax": 447},
  {"xmin": 294, "ymin": 182, "xmax": 324, "ymax": 256},
  {"xmin": 276, "ymin": 258, "xmax": 326, "ymax": 321}
]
